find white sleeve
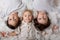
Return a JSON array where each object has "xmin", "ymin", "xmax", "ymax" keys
[{"xmin": 14, "ymin": 27, "xmax": 21, "ymax": 35}]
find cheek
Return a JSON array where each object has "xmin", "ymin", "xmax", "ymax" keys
[
  {"xmin": 8, "ymin": 21, "xmax": 13, "ymax": 25},
  {"xmin": 23, "ymin": 16, "xmax": 26, "ymax": 20},
  {"xmin": 9, "ymin": 21, "xmax": 17, "ymax": 25},
  {"xmin": 29, "ymin": 17, "xmax": 32, "ymax": 20},
  {"xmin": 45, "ymin": 19, "xmax": 48, "ymax": 23},
  {"xmin": 24, "ymin": 17, "xmax": 27, "ymax": 20},
  {"xmin": 38, "ymin": 20, "xmax": 42, "ymax": 23},
  {"xmin": 44, "ymin": 16, "xmax": 48, "ymax": 21},
  {"xmin": 8, "ymin": 20, "xmax": 16, "ymax": 24},
  {"xmin": 16, "ymin": 17, "xmax": 19, "ymax": 21},
  {"xmin": 16, "ymin": 19, "xmax": 18, "ymax": 23},
  {"xmin": 23, "ymin": 17, "xmax": 28, "ymax": 21}
]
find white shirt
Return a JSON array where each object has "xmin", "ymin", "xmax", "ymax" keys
[{"xmin": 18, "ymin": 21, "xmax": 35, "ymax": 40}]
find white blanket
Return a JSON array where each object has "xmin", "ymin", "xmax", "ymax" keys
[{"xmin": 0, "ymin": 0, "xmax": 26, "ymax": 21}]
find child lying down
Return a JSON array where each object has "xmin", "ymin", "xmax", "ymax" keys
[{"xmin": 0, "ymin": 11, "xmax": 21, "ymax": 40}]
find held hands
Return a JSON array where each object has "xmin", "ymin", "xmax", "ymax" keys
[
  {"xmin": 0, "ymin": 32, "xmax": 6, "ymax": 37},
  {"xmin": 0, "ymin": 31, "xmax": 18, "ymax": 37},
  {"xmin": 52, "ymin": 25, "xmax": 59, "ymax": 32},
  {"xmin": 52, "ymin": 25, "xmax": 59, "ymax": 33},
  {"xmin": 42, "ymin": 31, "xmax": 48, "ymax": 36},
  {"xmin": 8, "ymin": 31, "xmax": 17, "ymax": 36}
]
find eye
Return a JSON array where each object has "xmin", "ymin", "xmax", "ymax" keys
[
  {"xmin": 38, "ymin": 18, "xmax": 41, "ymax": 20},
  {"xmin": 14, "ymin": 19, "xmax": 16, "ymax": 20},
  {"xmin": 9, "ymin": 19, "xmax": 12, "ymax": 20},
  {"xmin": 25, "ymin": 15, "xmax": 27, "ymax": 17},
  {"xmin": 29, "ymin": 15, "xmax": 31, "ymax": 16},
  {"xmin": 43, "ymin": 17, "xmax": 46, "ymax": 20}
]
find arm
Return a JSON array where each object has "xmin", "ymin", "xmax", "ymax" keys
[{"xmin": 8, "ymin": 31, "xmax": 17, "ymax": 36}]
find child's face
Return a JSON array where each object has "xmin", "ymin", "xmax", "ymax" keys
[
  {"xmin": 37, "ymin": 11, "xmax": 48, "ymax": 24},
  {"xmin": 8, "ymin": 12, "xmax": 19, "ymax": 27},
  {"xmin": 23, "ymin": 11, "xmax": 32, "ymax": 23}
]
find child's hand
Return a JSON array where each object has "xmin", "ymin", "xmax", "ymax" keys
[
  {"xmin": 1, "ymin": 32, "xmax": 6, "ymax": 37},
  {"xmin": 52, "ymin": 25, "xmax": 59, "ymax": 31},
  {"xmin": 8, "ymin": 31, "xmax": 17, "ymax": 36},
  {"xmin": 42, "ymin": 31, "xmax": 48, "ymax": 36},
  {"xmin": 52, "ymin": 25, "xmax": 59, "ymax": 33}
]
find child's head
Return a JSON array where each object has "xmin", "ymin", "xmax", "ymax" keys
[
  {"xmin": 7, "ymin": 11, "xmax": 21, "ymax": 29},
  {"xmin": 37, "ymin": 11, "xmax": 48, "ymax": 25},
  {"xmin": 22, "ymin": 9, "xmax": 33, "ymax": 23},
  {"xmin": 34, "ymin": 11, "xmax": 51, "ymax": 31}
]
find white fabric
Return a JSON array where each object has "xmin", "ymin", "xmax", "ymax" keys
[
  {"xmin": 0, "ymin": 0, "xmax": 26, "ymax": 21},
  {"xmin": 0, "ymin": 19, "xmax": 18, "ymax": 32},
  {"xmin": 56, "ymin": 0, "xmax": 60, "ymax": 9},
  {"xmin": 0, "ymin": 19, "xmax": 20, "ymax": 40},
  {"xmin": 33, "ymin": 0, "xmax": 54, "ymax": 12},
  {"xmin": 1, "ymin": 36, "xmax": 18, "ymax": 40},
  {"xmin": 43, "ymin": 27, "xmax": 52, "ymax": 40},
  {"xmin": 50, "ymin": 29, "xmax": 60, "ymax": 40},
  {"xmin": 18, "ymin": 21, "xmax": 35, "ymax": 40},
  {"xmin": 54, "ymin": 9, "xmax": 60, "ymax": 25},
  {"xmin": 22, "ymin": 0, "xmax": 33, "ymax": 10},
  {"xmin": 48, "ymin": 11, "xmax": 58, "ymax": 24},
  {"xmin": 34, "ymin": 24, "xmax": 52, "ymax": 40}
]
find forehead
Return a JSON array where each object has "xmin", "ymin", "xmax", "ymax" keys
[
  {"xmin": 37, "ymin": 11, "xmax": 48, "ymax": 16},
  {"xmin": 8, "ymin": 14, "xmax": 18, "ymax": 19},
  {"xmin": 9, "ymin": 11, "xmax": 18, "ymax": 15},
  {"xmin": 23, "ymin": 11, "xmax": 32, "ymax": 15},
  {"xmin": 11, "ymin": 11, "xmax": 18, "ymax": 14},
  {"xmin": 38, "ymin": 11, "xmax": 47, "ymax": 15}
]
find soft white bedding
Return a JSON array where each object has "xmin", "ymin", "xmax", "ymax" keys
[
  {"xmin": 0, "ymin": 0, "xmax": 26, "ymax": 21},
  {"xmin": 0, "ymin": 0, "xmax": 60, "ymax": 40},
  {"xmin": 0, "ymin": 0, "xmax": 60, "ymax": 30}
]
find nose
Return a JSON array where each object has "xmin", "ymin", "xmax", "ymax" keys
[
  {"xmin": 13, "ymin": 16, "xmax": 14, "ymax": 19},
  {"xmin": 43, "ymin": 16, "xmax": 46, "ymax": 20},
  {"xmin": 26, "ymin": 16, "xmax": 29, "ymax": 19},
  {"xmin": 26, "ymin": 15, "xmax": 28, "ymax": 18},
  {"xmin": 12, "ymin": 16, "xmax": 16, "ymax": 21},
  {"xmin": 12, "ymin": 16, "xmax": 14, "ymax": 21}
]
